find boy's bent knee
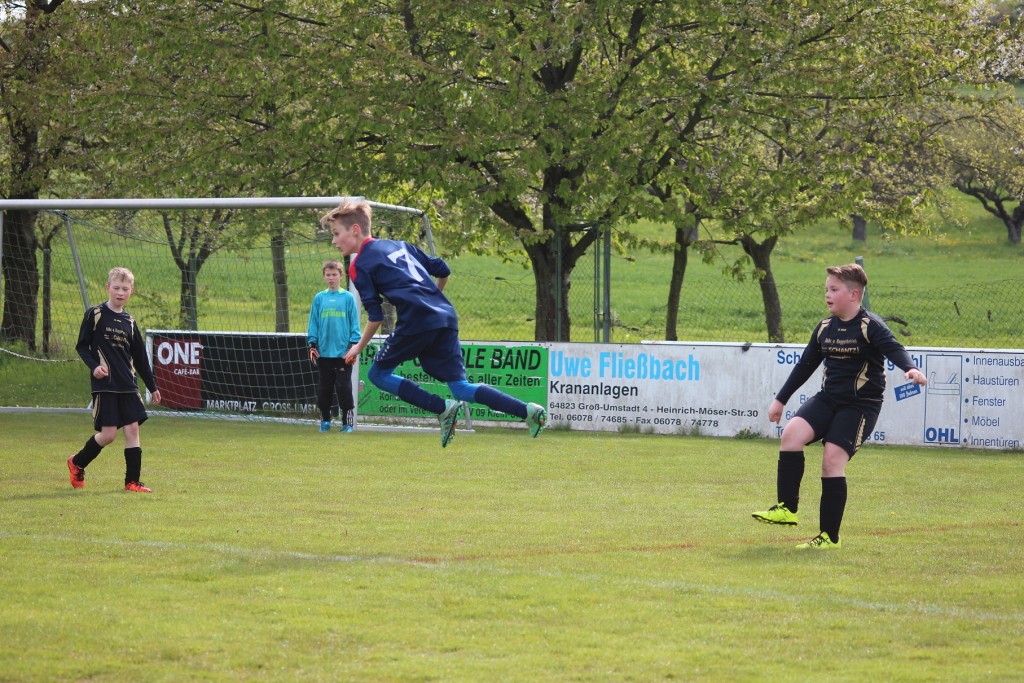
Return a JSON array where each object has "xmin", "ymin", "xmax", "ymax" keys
[
  {"xmin": 447, "ymin": 380, "xmax": 479, "ymax": 402},
  {"xmin": 95, "ymin": 429, "xmax": 118, "ymax": 446},
  {"xmin": 780, "ymin": 416, "xmax": 815, "ymax": 448},
  {"xmin": 367, "ymin": 364, "xmax": 403, "ymax": 394}
]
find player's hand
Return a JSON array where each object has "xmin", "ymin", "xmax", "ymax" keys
[
  {"xmin": 767, "ymin": 399, "xmax": 784, "ymax": 424},
  {"xmin": 93, "ymin": 366, "xmax": 108, "ymax": 379},
  {"xmin": 906, "ymin": 368, "xmax": 927, "ymax": 386},
  {"xmin": 344, "ymin": 347, "xmax": 359, "ymax": 365},
  {"xmin": 308, "ymin": 344, "xmax": 319, "ymax": 366},
  {"xmin": 151, "ymin": 390, "xmax": 162, "ymax": 405}
]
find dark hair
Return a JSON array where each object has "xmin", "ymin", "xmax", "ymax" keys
[{"xmin": 826, "ymin": 263, "xmax": 867, "ymax": 289}]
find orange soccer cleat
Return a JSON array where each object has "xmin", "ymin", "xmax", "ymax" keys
[{"xmin": 67, "ymin": 456, "xmax": 85, "ymax": 489}]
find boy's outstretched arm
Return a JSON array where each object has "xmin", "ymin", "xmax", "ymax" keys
[{"xmin": 345, "ymin": 320, "xmax": 383, "ymax": 364}]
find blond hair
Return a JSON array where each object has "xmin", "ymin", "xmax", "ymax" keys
[
  {"xmin": 319, "ymin": 199, "xmax": 372, "ymax": 237},
  {"xmin": 107, "ymin": 267, "xmax": 135, "ymax": 285}
]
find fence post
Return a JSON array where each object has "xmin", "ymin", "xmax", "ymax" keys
[
  {"xmin": 62, "ymin": 212, "xmax": 90, "ymax": 309},
  {"xmin": 555, "ymin": 223, "xmax": 563, "ymax": 341},
  {"xmin": 593, "ymin": 226, "xmax": 600, "ymax": 343},
  {"xmin": 855, "ymin": 255, "xmax": 871, "ymax": 311},
  {"xmin": 603, "ymin": 224, "xmax": 611, "ymax": 343}
]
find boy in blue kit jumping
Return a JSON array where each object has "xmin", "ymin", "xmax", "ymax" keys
[
  {"xmin": 320, "ymin": 199, "xmax": 546, "ymax": 447},
  {"xmin": 67, "ymin": 267, "xmax": 162, "ymax": 492},
  {"xmin": 308, "ymin": 259, "xmax": 362, "ymax": 432}
]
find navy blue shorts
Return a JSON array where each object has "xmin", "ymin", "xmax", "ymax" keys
[
  {"xmin": 373, "ymin": 327, "xmax": 466, "ymax": 383},
  {"xmin": 92, "ymin": 391, "xmax": 149, "ymax": 432},
  {"xmin": 794, "ymin": 392, "xmax": 881, "ymax": 458}
]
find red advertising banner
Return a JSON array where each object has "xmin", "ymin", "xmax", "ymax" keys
[{"xmin": 151, "ymin": 336, "xmax": 203, "ymax": 409}]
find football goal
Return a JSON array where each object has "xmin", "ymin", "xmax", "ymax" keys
[{"xmin": 0, "ymin": 197, "xmax": 435, "ymax": 423}]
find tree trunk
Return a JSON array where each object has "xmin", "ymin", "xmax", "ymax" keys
[
  {"xmin": 525, "ymin": 238, "xmax": 567, "ymax": 342},
  {"xmin": 38, "ymin": 221, "xmax": 63, "ymax": 355},
  {"xmin": 179, "ymin": 261, "xmax": 199, "ymax": 330},
  {"xmin": 41, "ymin": 242, "xmax": 53, "ymax": 354},
  {"xmin": 739, "ymin": 234, "xmax": 784, "ymax": 343},
  {"xmin": 271, "ymin": 228, "xmax": 289, "ymax": 332},
  {"xmin": 952, "ymin": 182, "xmax": 1023, "ymax": 245},
  {"xmin": 665, "ymin": 224, "xmax": 699, "ymax": 341},
  {"xmin": 1, "ymin": 209, "xmax": 40, "ymax": 349},
  {"xmin": 1, "ymin": 2, "xmax": 57, "ymax": 351},
  {"xmin": 1008, "ymin": 204, "xmax": 1023, "ymax": 245},
  {"xmin": 522, "ymin": 223, "xmax": 598, "ymax": 342},
  {"xmin": 851, "ymin": 214, "xmax": 867, "ymax": 242}
]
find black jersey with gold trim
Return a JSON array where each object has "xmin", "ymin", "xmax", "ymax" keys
[
  {"xmin": 776, "ymin": 309, "xmax": 916, "ymax": 404},
  {"xmin": 75, "ymin": 303, "xmax": 158, "ymax": 395}
]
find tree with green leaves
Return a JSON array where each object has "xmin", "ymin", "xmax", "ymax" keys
[
  {"xmin": 945, "ymin": 98, "xmax": 1024, "ymax": 244},
  {"xmin": 5, "ymin": 1, "xmax": 1017, "ymax": 348},
  {"xmin": 645, "ymin": 2, "xmax": 1018, "ymax": 341},
  {"xmin": 72, "ymin": 3, "xmax": 339, "ymax": 332},
  {"xmin": 1, "ymin": 0, "xmax": 162, "ymax": 348},
  {"xmin": 298, "ymin": 1, "xmax": 1018, "ymax": 341},
  {"xmin": 1, "ymin": 0, "xmax": 78, "ymax": 348},
  {"xmin": 292, "ymin": 2, "xmax": 725, "ymax": 341}
]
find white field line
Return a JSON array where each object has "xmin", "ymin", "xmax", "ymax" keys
[{"xmin": 0, "ymin": 531, "xmax": 439, "ymax": 568}]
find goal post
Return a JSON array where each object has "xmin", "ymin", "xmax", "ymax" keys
[{"xmin": 0, "ymin": 196, "xmax": 438, "ymax": 424}]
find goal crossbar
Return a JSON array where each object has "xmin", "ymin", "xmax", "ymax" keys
[
  {"xmin": 0, "ymin": 196, "xmax": 422, "ymax": 211},
  {"xmin": 0, "ymin": 196, "xmax": 436, "ymax": 274},
  {"xmin": 0, "ymin": 195, "xmax": 451, "ymax": 426}
]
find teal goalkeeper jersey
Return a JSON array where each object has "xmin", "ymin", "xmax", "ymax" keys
[{"xmin": 307, "ymin": 288, "xmax": 361, "ymax": 358}]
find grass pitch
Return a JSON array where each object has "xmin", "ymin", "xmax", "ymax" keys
[{"xmin": 1, "ymin": 412, "xmax": 1021, "ymax": 681}]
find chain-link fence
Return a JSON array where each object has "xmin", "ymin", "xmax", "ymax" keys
[
  {"xmin": 449, "ymin": 261, "xmax": 1024, "ymax": 349},
  {"xmin": 2, "ymin": 207, "xmax": 1021, "ymax": 365}
]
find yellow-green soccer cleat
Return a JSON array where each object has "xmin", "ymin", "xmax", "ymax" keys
[
  {"xmin": 796, "ymin": 532, "xmax": 841, "ymax": 549},
  {"xmin": 525, "ymin": 403, "xmax": 547, "ymax": 438},
  {"xmin": 752, "ymin": 502, "xmax": 799, "ymax": 526},
  {"xmin": 439, "ymin": 399, "xmax": 462, "ymax": 448}
]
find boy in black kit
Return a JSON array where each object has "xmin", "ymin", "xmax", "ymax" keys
[
  {"xmin": 67, "ymin": 267, "xmax": 162, "ymax": 492},
  {"xmin": 752, "ymin": 263, "xmax": 927, "ymax": 548}
]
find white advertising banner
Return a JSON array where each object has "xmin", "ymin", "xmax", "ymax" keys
[{"xmin": 544, "ymin": 342, "xmax": 1023, "ymax": 450}]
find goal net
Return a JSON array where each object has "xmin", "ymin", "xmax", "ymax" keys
[{"xmin": 0, "ymin": 197, "xmax": 438, "ymax": 423}]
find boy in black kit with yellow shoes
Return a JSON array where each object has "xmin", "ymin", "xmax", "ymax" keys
[
  {"xmin": 752, "ymin": 264, "xmax": 927, "ymax": 548},
  {"xmin": 67, "ymin": 267, "xmax": 162, "ymax": 492}
]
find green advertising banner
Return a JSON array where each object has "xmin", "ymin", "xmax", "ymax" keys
[{"xmin": 356, "ymin": 340, "xmax": 548, "ymax": 422}]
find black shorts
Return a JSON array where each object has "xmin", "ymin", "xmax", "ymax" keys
[
  {"xmin": 92, "ymin": 391, "xmax": 149, "ymax": 432},
  {"xmin": 794, "ymin": 392, "xmax": 881, "ymax": 458}
]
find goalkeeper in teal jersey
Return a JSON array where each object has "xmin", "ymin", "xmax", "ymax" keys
[{"xmin": 307, "ymin": 259, "xmax": 362, "ymax": 432}]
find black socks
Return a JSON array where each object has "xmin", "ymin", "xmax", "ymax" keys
[
  {"xmin": 71, "ymin": 438, "xmax": 145, "ymax": 485},
  {"xmin": 777, "ymin": 450, "xmax": 805, "ymax": 512},
  {"xmin": 72, "ymin": 436, "xmax": 104, "ymax": 469},
  {"xmin": 124, "ymin": 447, "xmax": 142, "ymax": 484},
  {"xmin": 819, "ymin": 476, "xmax": 848, "ymax": 543}
]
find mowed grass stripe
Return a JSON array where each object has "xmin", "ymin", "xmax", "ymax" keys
[{"xmin": 4, "ymin": 531, "xmax": 1020, "ymax": 626}]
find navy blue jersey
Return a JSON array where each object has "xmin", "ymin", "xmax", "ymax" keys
[
  {"xmin": 349, "ymin": 238, "xmax": 457, "ymax": 335},
  {"xmin": 776, "ymin": 308, "xmax": 916, "ymax": 404},
  {"xmin": 76, "ymin": 303, "xmax": 158, "ymax": 395}
]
